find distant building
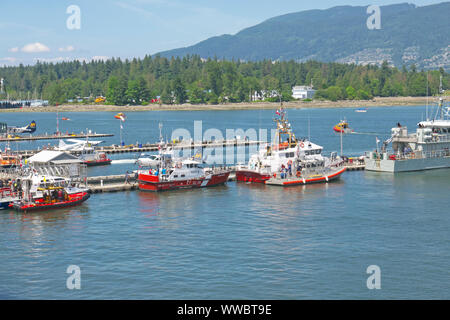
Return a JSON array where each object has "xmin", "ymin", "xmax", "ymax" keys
[
  {"xmin": 29, "ymin": 100, "xmax": 49, "ymax": 107},
  {"xmin": 252, "ymin": 90, "xmax": 279, "ymax": 101},
  {"xmin": 292, "ymin": 86, "xmax": 316, "ymax": 100}
]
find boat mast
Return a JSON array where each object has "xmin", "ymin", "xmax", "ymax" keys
[
  {"xmin": 439, "ymin": 75, "xmax": 444, "ymax": 120},
  {"xmin": 426, "ymin": 71, "xmax": 429, "ymax": 121}
]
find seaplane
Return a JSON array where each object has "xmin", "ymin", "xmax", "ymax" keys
[
  {"xmin": 6, "ymin": 121, "xmax": 36, "ymax": 134},
  {"xmin": 56, "ymin": 139, "xmax": 112, "ymax": 166}
]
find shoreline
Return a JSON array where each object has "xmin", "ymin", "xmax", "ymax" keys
[{"xmin": 0, "ymin": 96, "xmax": 433, "ymax": 113}]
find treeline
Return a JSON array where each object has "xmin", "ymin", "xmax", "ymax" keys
[{"xmin": 0, "ymin": 55, "xmax": 448, "ymax": 105}]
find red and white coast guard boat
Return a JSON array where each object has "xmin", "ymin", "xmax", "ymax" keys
[
  {"xmin": 138, "ymin": 158, "xmax": 231, "ymax": 192},
  {"xmin": 236, "ymin": 109, "xmax": 346, "ymax": 186}
]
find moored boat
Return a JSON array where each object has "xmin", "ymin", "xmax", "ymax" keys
[
  {"xmin": 0, "ymin": 152, "xmax": 21, "ymax": 168},
  {"xmin": 138, "ymin": 159, "xmax": 230, "ymax": 192},
  {"xmin": 0, "ymin": 187, "xmax": 18, "ymax": 210},
  {"xmin": 236, "ymin": 108, "xmax": 345, "ymax": 186},
  {"xmin": 11, "ymin": 186, "xmax": 90, "ymax": 212},
  {"xmin": 365, "ymin": 80, "xmax": 450, "ymax": 172},
  {"xmin": 8, "ymin": 174, "xmax": 90, "ymax": 212},
  {"xmin": 81, "ymin": 150, "xmax": 112, "ymax": 166}
]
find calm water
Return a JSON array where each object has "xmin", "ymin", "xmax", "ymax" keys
[{"xmin": 0, "ymin": 106, "xmax": 449, "ymax": 299}]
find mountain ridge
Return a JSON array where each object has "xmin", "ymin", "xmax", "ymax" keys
[{"xmin": 157, "ymin": 2, "xmax": 450, "ymax": 70}]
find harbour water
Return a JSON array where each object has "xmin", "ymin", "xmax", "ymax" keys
[{"xmin": 0, "ymin": 106, "xmax": 449, "ymax": 299}]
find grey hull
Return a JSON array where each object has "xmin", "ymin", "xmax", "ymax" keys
[{"xmin": 365, "ymin": 156, "xmax": 450, "ymax": 172}]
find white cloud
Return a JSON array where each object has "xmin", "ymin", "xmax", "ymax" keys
[
  {"xmin": 58, "ymin": 45, "xmax": 75, "ymax": 52},
  {"xmin": 91, "ymin": 56, "xmax": 109, "ymax": 61},
  {"xmin": 115, "ymin": 2, "xmax": 155, "ymax": 18},
  {"xmin": 33, "ymin": 57, "xmax": 71, "ymax": 63},
  {"xmin": 8, "ymin": 47, "xmax": 19, "ymax": 53},
  {"xmin": 21, "ymin": 42, "xmax": 50, "ymax": 53}
]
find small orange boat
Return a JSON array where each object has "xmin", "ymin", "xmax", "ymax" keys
[
  {"xmin": 0, "ymin": 153, "xmax": 21, "ymax": 168},
  {"xmin": 333, "ymin": 120, "xmax": 353, "ymax": 133}
]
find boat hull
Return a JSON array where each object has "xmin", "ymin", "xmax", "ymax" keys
[
  {"xmin": 365, "ymin": 156, "xmax": 450, "ymax": 172},
  {"xmin": 0, "ymin": 200, "xmax": 12, "ymax": 210},
  {"xmin": 84, "ymin": 159, "xmax": 112, "ymax": 166},
  {"xmin": 235, "ymin": 170, "xmax": 271, "ymax": 183},
  {"xmin": 138, "ymin": 172, "xmax": 230, "ymax": 192},
  {"xmin": 265, "ymin": 167, "xmax": 346, "ymax": 186},
  {"xmin": 12, "ymin": 192, "xmax": 90, "ymax": 212}
]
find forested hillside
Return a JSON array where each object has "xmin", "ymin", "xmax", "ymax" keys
[
  {"xmin": 158, "ymin": 2, "xmax": 450, "ymax": 71},
  {"xmin": 0, "ymin": 55, "xmax": 448, "ymax": 106}
]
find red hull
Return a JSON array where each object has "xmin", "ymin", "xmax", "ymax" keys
[
  {"xmin": 271, "ymin": 167, "xmax": 346, "ymax": 186},
  {"xmin": 85, "ymin": 159, "xmax": 112, "ymax": 166},
  {"xmin": 235, "ymin": 170, "xmax": 271, "ymax": 183},
  {"xmin": 138, "ymin": 172, "xmax": 230, "ymax": 192}
]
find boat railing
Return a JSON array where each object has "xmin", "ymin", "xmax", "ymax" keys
[{"xmin": 368, "ymin": 149, "xmax": 450, "ymax": 161}]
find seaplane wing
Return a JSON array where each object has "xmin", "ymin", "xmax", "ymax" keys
[
  {"xmin": 66, "ymin": 139, "xmax": 103, "ymax": 145},
  {"xmin": 57, "ymin": 139, "xmax": 103, "ymax": 151},
  {"xmin": 7, "ymin": 121, "xmax": 36, "ymax": 134}
]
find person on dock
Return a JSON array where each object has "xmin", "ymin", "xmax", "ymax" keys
[{"xmin": 125, "ymin": 171, "xmax": 130, "ymax": 184}]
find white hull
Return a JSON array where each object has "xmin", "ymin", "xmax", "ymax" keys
[{"xmin": 365, "ymin": 156, "xmax": 450, "ymax": 172}]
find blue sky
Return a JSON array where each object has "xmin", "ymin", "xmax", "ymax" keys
[{"xmin": 0, "ymin": 0, "xmax": 444, "ymax": 66}]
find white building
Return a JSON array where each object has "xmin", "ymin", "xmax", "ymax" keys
[
  {"xmin": 27, "ymin": 150, "xmax": 84, "ymax": 178},
  {"xmin": 292, "ymin": 86, "xmax": 316, "ymax": 100}
]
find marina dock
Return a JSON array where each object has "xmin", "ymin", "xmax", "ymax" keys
[{"xmin": 85, "ymin": 165, "xmax": 361, "ymax": 193}]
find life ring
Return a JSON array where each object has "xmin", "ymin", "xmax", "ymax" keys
[
  {"xmin": 299, "ymin": 142, "xmax": 305, "ymax": 148},
  {"xmin": 296, "ymin": 171, "xmax": 301, "ymax": 177}
]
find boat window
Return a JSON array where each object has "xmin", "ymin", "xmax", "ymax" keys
[
  {"xmin": 305, "ymin": 151, "xmax": 310, "ymax": 155},
  {"xmin": 173, "ymin": 175, "xmax": 178, "ymax": 178},
  {"xmin": 181, "ymin": 174, "xmax": 185, "ymax": 177}
]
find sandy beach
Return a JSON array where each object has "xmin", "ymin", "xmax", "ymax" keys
[{"xmin": 0, "ymin": 96, "xmax": 432, "ymax": 113}]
